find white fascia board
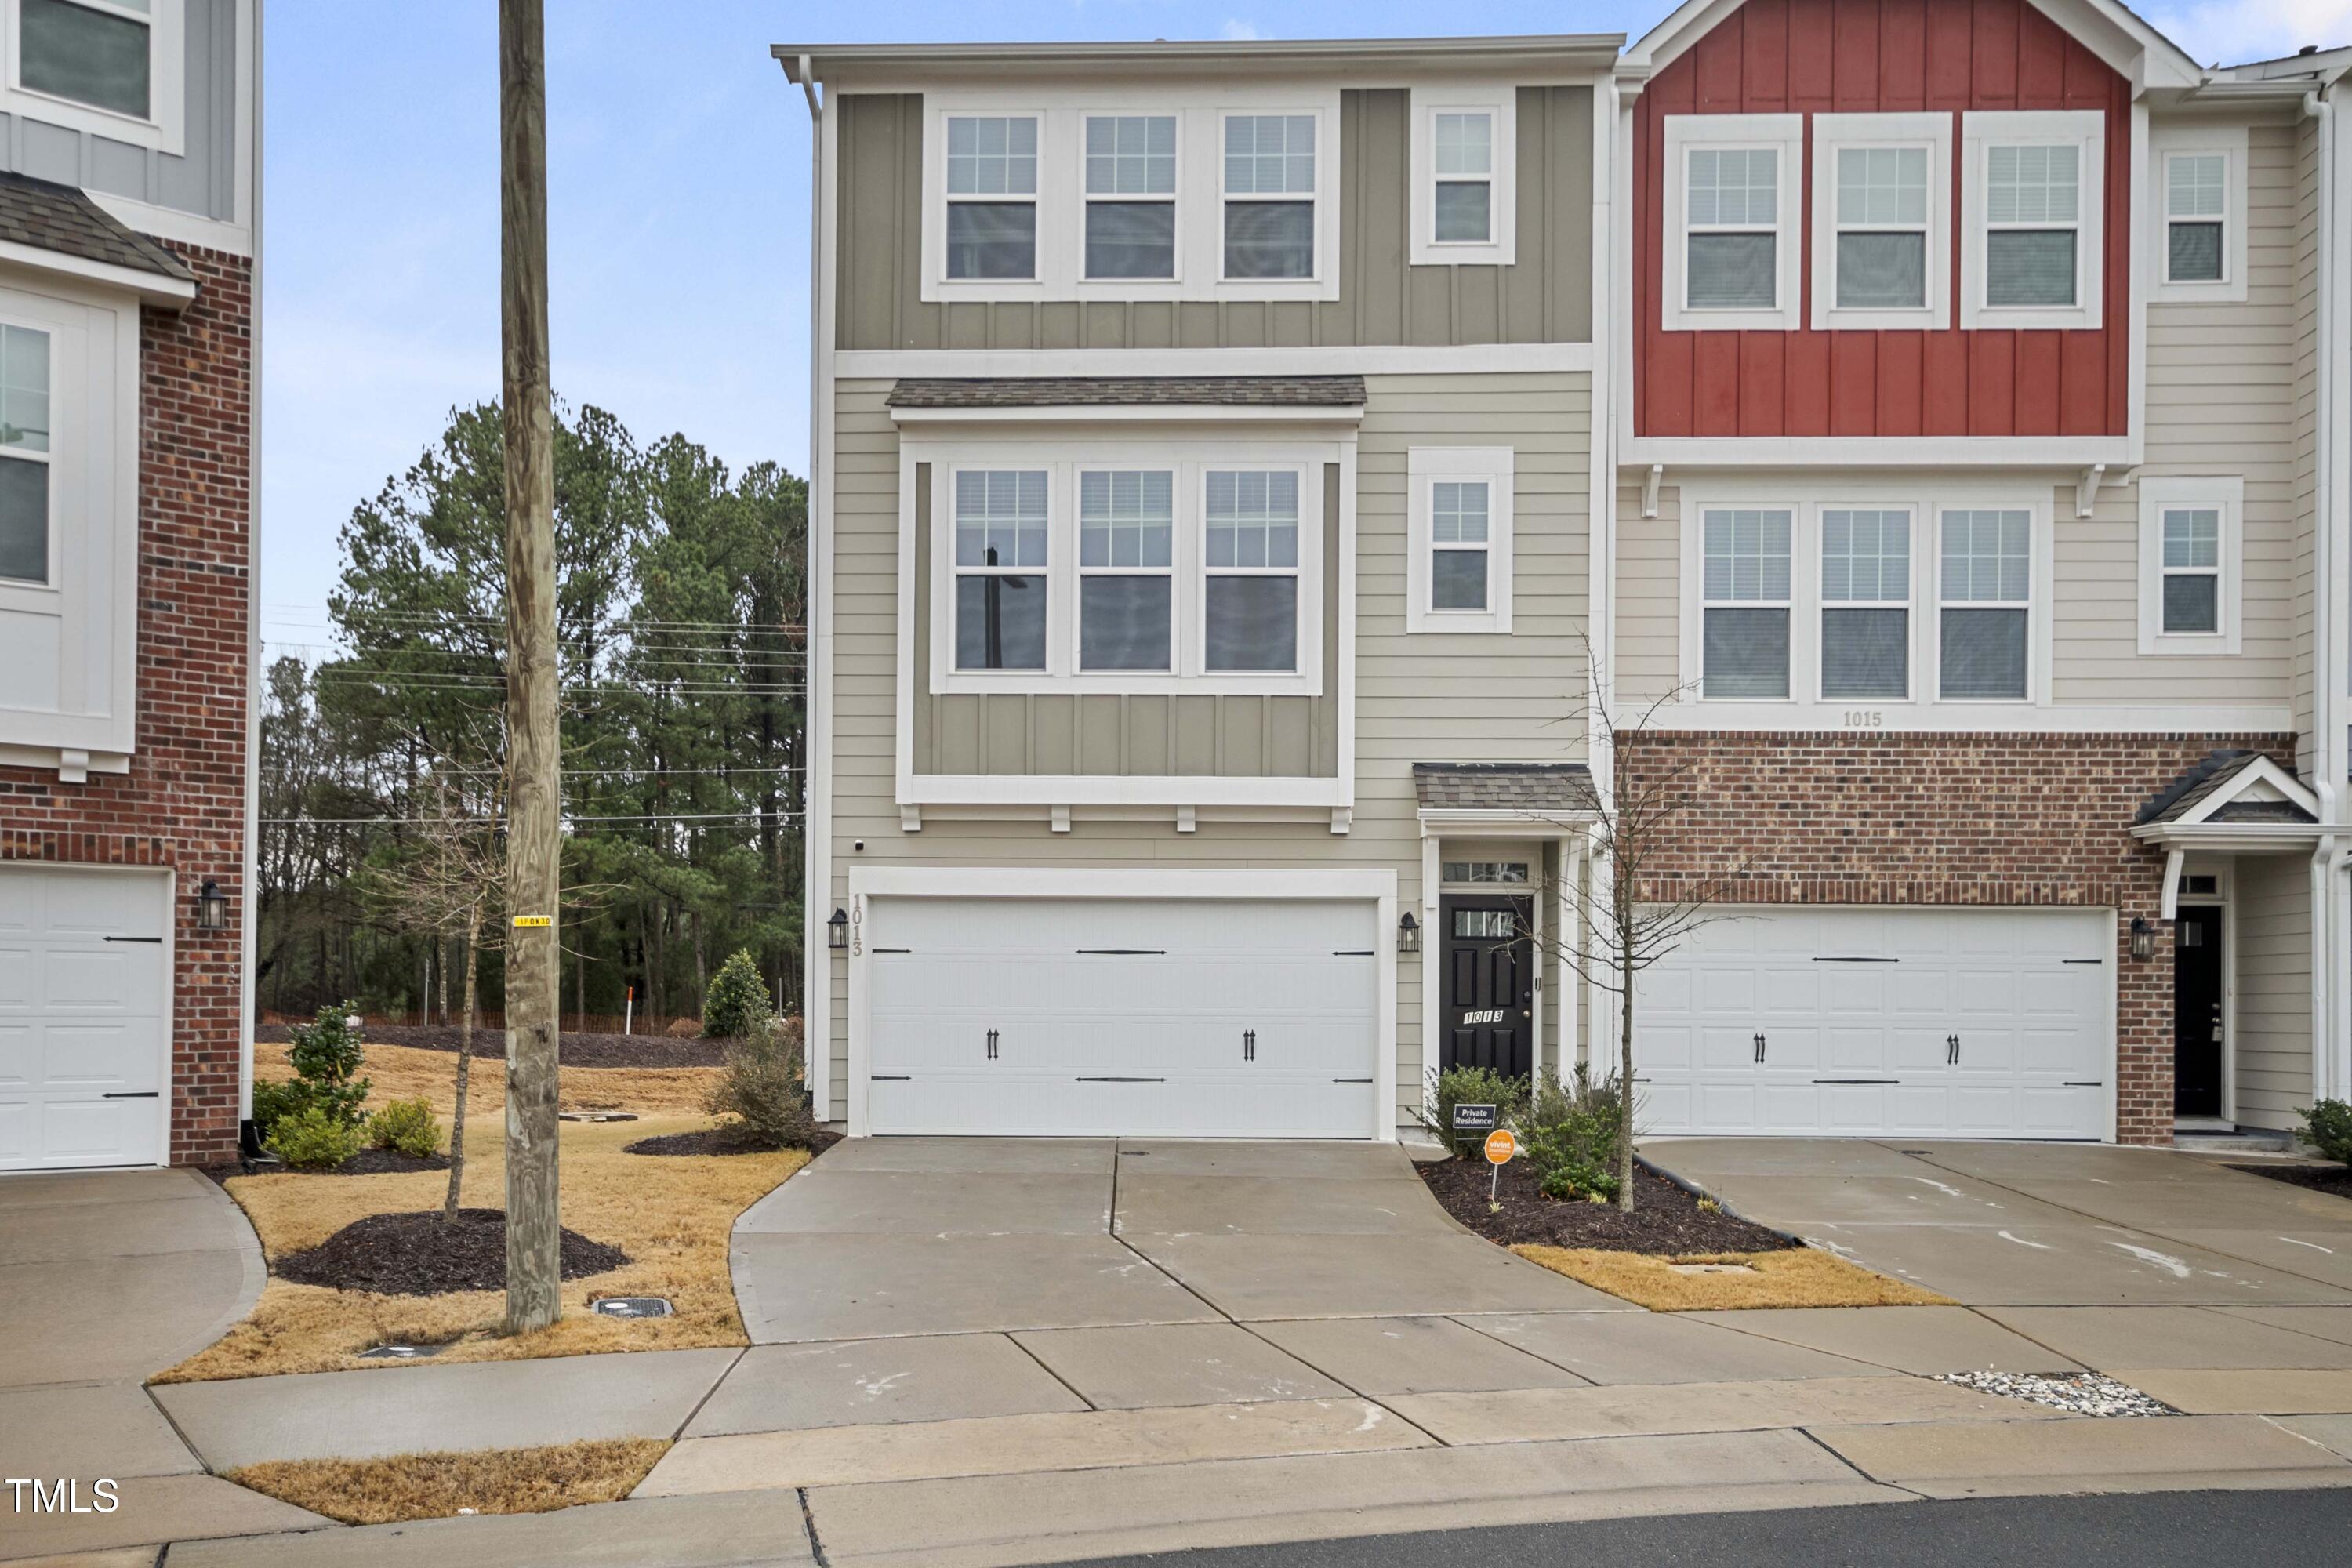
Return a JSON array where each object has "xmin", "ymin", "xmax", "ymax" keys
[
  {"xmin": 852, "ymin": 865, "xmax": 1396, "ymax": 901},
  {"xmin": 900, "ymin": 774, "xmax": 1350, "ymax": 808},
  {"xmin": 1417, "ymin": 808, "xmax": 1597, "ymax": 830},
  {"xmin": 1644, "ymin": 703, "xmax": 2297, "ymax": 734},
  {"xmin": 0, "ymin": 243, "xmax": 196, "ymax": 307},
  {"xmin": 840, "ymin": 344, "xmax": 1594, "ymax": 378},
  {"xmin": 887, "ymin": 403, "xmax": 1363, "ymax": 426},
  {"xmin": 1623, "ymin": 435, "xmax": 2143, "ymax": 468},
  {"xmin": 2132, "ymin": 822, "xmax": 2328, "ymax": 848},
  {"xmin": 2169, "ymin": 755, "xmax": 2322, "ymax": 826}
]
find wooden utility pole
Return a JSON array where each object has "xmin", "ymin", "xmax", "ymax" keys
[{"xmin": 499, "ymin": 0, "xmax": 561, "ymax": 1334}]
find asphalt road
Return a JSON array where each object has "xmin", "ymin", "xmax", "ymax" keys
[{"xmin": 1054, "ymin": 1487, "xmax": 2352, "ymax": 1567}]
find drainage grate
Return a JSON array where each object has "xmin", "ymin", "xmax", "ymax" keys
[
  {"xmin": 358, "ymin": 1343, "xmax": 441, "ymax": 1360},
  {"xmin": 560, "ymin": 1111, "xmax": 640, "ymax": 1123},
  {"xmin": 590, "ymin": 1296, "xmax": 673, "ymax": 1319}
]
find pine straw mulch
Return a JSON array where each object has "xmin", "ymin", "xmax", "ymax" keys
[
  {"xmin": 155, "ymin": 1047, "xmax": 811, "ymax": 1384},
  {"xmin": 227, "ymin": 1438, "xmax": 670, "ymax": 1526},
  {"xmin": 256, "ymin": 1022, "xmax": 730, "ymax": 1069},
  {"xmin": 626, "ymin": 1125, "xmax": 842, "ymax": 1158},
  {"xmin": 1421, "ymin": 1156, "xmax": 1800, "ymax": 1254},
  {"xmin": 2228, "ymin": 1162, "xmax": 2352, "ymax": 1201},
  {"xmin": 251, "ymin": 1040, "xmax": 723, "ymax": 1119},
  {"xmin": 274, "ymin": 1209, "xmax": 630, "ymax": 1296},
  {"xmin": 1512, "ymin": 1244, "xmax": 1957, "ymax": 1312}
]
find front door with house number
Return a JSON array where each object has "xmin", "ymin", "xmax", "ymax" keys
[
  {"xmin": 1442, "ymin": 895, "xmax": 1534, "ymax": 1079},
  {"xmin": 2173, "ymin": 905, "xmax": 2224, "ymax": 1118}
]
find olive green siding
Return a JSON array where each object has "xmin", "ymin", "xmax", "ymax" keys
[
  {"xmin": 833, "ymin": 87, "xmax": 1594, "ymax": 351},
  {"xmin": 822, "ymin": 372, "xmax": 1593, "ymax": 1127}
]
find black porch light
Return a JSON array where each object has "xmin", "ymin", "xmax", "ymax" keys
[
  {"xmin": 2129, "ymin": 916, "xmax": 2155, "ymax": 960},
  {"xmin": 826, "ymin": 907, "xmax": 850, "ymax": 951},
  {"xmin": 195, "ymin": 877, "xmax": 229, "ymax": 932},
  {"xmin": 1398, "ymin": 911, "xmax": 1420, "ymax": 954}
]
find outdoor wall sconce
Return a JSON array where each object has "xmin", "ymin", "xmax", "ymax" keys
[
  {"xmin": 826, "ymin": 907, "xmax": 850, "ymax": 951},
  {"xmin": 1398, "ymin": 912, "xmax": 1420, "ymax": 954},
  {"xmin": 195, "ymin": 877, "xmax": 229, "ymax": 932},
  {"xmin": 2129, "ymin": 916, "xmax": 2155, "ymax": 960}
]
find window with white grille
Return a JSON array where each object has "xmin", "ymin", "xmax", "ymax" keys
[
  {"xmin": 1820, "ymin": 509, "xmax": 1910, "ymax": 700},
  {"xmin": 1962, "ymin": 111, "xmax": 2103, "ymax": 329},
  {"xmin": 1702, "ymin": 508, "xmax": 1793, "ymax": 699},
  {"xmin": 1939, "ymin": 510, "xmax": 2031, "ymax": 701}
]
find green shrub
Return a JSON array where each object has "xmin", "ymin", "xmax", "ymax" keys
[
  {"xmin": 249, "ymin": 1076, "xmax": 310, "ymax": 1132},
  {"xmin": 285, "ymin": 1003, "xmax": 371, "ymax": 1128},
  {"xmin": 2301, "ymin": 1100, "xmax": 2352, "ymax": 1167},
  {"xmin": 265, "ymin": 1107, "xmax": 362, "ymax": 1171},
  {"xmin": 702, "ymin": 949, "xmax": 770, "ymax": 1040},
  {"xmin": 1419, "ymin": 1065, "xmax": 1530, "ymax": 1157},
  {"xmin": 706, "ymin": 1013, "xmax": 818, "ymax": 1150},
  {"xmin": 1521, "ymin": 1065, "xmax": 1628, "ymax": 1202},
  {"xmin": 366, "ymin": 1098, "xmax": 443, "ymax": 1159}
]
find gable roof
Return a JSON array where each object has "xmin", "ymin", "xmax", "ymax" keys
[
  {"xmin": 1618, "ymin": 0, "xmax": 2204, "ymax": 92},
  {"xmin": 2136, "ymin": 750, "xmax": 2318, "ymax": 827}
]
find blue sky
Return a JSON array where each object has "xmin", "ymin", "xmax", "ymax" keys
[{"xmin": 259, "ymin": 0, "xmax": 2341, "ymax": 648}]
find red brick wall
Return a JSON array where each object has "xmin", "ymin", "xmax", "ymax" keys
[
  {"xmin": 1616, "ymin": 729, "xmax": 2299, "ymax": 1145},
  {"xmin": 0, "ymin": 245, "xmax": 253, "ymax": 1167}
]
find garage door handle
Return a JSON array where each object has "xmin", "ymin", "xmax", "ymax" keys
[
  {"xmin": 1813, "ymin": 1079, "xmax": 1898, "ymax": 1086},
  {"xmin": 1076, "ymin": 1076, "xmax": 1165, "ymax": 1083},
  {"xmin": 103, "ymin": 1091, "xmax": 159, "ymax": 1098},
  {"xmin": 1947, "ymin": 1033, "xmax": 1960, "ymax": 1065},
  {"xmin": 103, "ymin": 935, "xmax": 162, "ymax": 944},
  {"xmin": 1243, "ymin": 1029, "xmax": 1255, "ymax": 1062},
  {"xmin": 1076, "ymin": 949, "xmax": 1165, "ymax": 956},
  {"xmin": 2066, "ymin": 1080, "xmax": 2103, "ymax": 1087},
  {"xmin": 1753, "ymin": 1033, "xmax": 1766, "ymax": 1063},
  {"xmin": 985, "ymin": 1028, "xmax": 999, "ymax": 1061},
  {"xmin": 1333, "ymin": 1077, "xmax": 1374, "ymax": 1083}
]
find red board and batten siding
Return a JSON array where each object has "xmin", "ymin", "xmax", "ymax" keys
[{"xmin": 1634, "ymin": 0, "xmax": 2131, "ymax": 439}]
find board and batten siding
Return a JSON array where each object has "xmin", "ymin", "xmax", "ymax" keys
[
  {"xmin": 833, "ymin": 87, "xmax": 1593, "ymax": 353},
  {"xmin": 2230, "ymin": 852, "xmax": 2313, "ymax": 1131},
  {"xmin": 0, "ymin": 0, "xmax": 241, "ymax": 224},
  {"xmin": 822, "ymin": 371, "xmax": 1593, "ymax": 1127}
]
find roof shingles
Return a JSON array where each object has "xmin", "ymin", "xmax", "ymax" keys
[
  {"xmin": 887, "ymin": 376, "xmax": 1367, "ymax": 409},
  {"xmin": 0, "ymin": 172, "xmax": 193, "ymax": 284},
  {"xmin": 1413, "ymin": 763, "xmax": 1597, "ymax": 815}
]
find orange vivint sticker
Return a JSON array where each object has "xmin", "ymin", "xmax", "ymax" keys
[{"xmin": 1484, "ymin": 1129, "xmax": 1516, "ymax": 1164}]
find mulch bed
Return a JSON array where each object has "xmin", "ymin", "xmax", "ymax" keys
[
  {"xmin": 274, "ymin": 1209, "xmax": 630, "ymax": 1296},
  {"xmin": 626, "ymin": 1126, "xmax": 842, "ymax": 1158},
  {"xmin": 2229, "ymin": 1162, "xmax": 2352, "ymax": 1200},
  {"xmin": 254, "ymin": 1023, "xmax": 731, "ymax": 1070},
  {"xmin": 1420, "ymin": 1156, "xmax": 1801, "ymax": 1255},
  {"xmin": 320, "ymin": 1149, "xmax": 452, "ymax": 1177}
]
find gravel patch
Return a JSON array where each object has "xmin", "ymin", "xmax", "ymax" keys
[{"xmin": 1939, "ymin": 1370, "xmax": 2179, "ymax": 1417}]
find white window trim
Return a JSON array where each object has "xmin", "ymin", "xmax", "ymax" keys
[
  {"xmin": 917, "ymin": 435, "xmax": 1331, "ymax": 698},
  {"xmin": 1406, "ymin": 446, "xmax": 1513, "ymax": 635},
  {"xmin": 2137, "ymin": 474, "xmax": 2244, "ymax": 655},
  {"xmin": 1, "ymin": 0, "xmax": 184, "ymax": 158},
  {"xmin": 1694, "ymin": 503, "xmax": 1796, "ymax": 701},
  {"xmin": 1935, "ymin": 504, "xmax": 2040, "ymax": 703},
  {"xmin": 1815, "ymin": 503, "xmax": 1920, "ymax": 703},
  {"xmin": 920, "ymin": 88, "xmax": 1340, "ymax": 304},
  {"xmin": 1960, "ymin": 109, "xmax": 2106, "ymax": 331},
  {"xmin": 1809, "ymin": 112, "xmax": 1953, "ymax": 332},
  {"xmin": 0, "ymin": 269, "xmax": 135, "ymax": 761},
  {"xmin": 1408, "ymin": 83, "xmax": 1516, "ymax": 267},
  {"xmin": 2149, "ymin": 124, "xmax": 2248, "ymax": 304},
  {"xmin": 1661, "ymin": 112, "xmax": 1804, "ymax": 332},
  {"xmin": 940, "ymin": 109, "xmax": 1044, "ymax": 285},
  {"xmin": 1674, "ymin": 480, "xmax": 2054, "ymax": 725}
]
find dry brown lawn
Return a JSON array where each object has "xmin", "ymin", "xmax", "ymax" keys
[
  {"xmin": 157, "ymin": 1044, "xmax": 807, "ymax": 1383},
  {"xmin": 1512, "ymin": 1244, "xmax": 1955, "ymax": 1311},
  {"xmin": 227, "ymin": 1438, "xmax": 670, "ymax": 1525}
]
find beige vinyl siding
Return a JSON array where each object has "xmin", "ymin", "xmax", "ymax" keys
[
  {"xmin": 2231, "ymin": 852, "xmax": 2313, "ymax": 1131},
  {"xmin": 822, "ymin": 371, "xmax": 1592, "ymax": 1126},
  {"xmin": 833, "ymin": 87, "xmax": 1594, "ymax": 353},
  {"xmin": 1615, "ymin": 477, "xmax": 1682, "ymax": 706}
]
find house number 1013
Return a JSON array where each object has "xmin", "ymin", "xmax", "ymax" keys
[{"xmin": 1842, "ymin": 710, "xmax": 1885, "ymax": 729}]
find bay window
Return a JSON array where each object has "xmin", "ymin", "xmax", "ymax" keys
[
  {"xmin": 1700, "ymin": 507, "xmax": 1792, "ymax": 699},
  {"xmin": 1820, "ymin": 509, "xmax": 1910, "ymax": 700},
  {"xmin": 1078, "ymin": 470, "xmax": 1173, "ymax": 670},
  {"xmin": 1222, "ymin": 114, "xmax": 1316, "ymax": 279},
  {"xmin": 1203, "ymin": 470, "xmax": 1298, "ymax": 671},
  {"xmin": 944, "ymin": 115, "xmax": 1039, "ymax": 280},
  {"xmin": 953, "ymin": 470, "xmax": 1049, "ymax": 670},
  {"xmin": 1938, "ymin": 509, "xmax": 2031, "ymax": 701}
]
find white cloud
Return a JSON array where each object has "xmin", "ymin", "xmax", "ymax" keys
[
  {"xmin": 2147, "ymin": 0, "xmax": 2352, "ymax": 67},
  {"xmin": 1221, "ymin": 19, "xmax": 1264, "ymax": 41}
]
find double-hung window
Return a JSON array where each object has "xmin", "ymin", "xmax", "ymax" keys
[
  {"xmin": 944, "ymin": 115, "xmax": 1039, "ymax": 280},
  {"xmin": 1431, "ymin": 482, "xmax": 1490, "ymax": 612},
  {"xmin": 1835, "ymin": 148, "xmax": 1929, "ymax": 309},
  {"xmin": 1410, "ymin": 87, "xmax": 1515, "ymax": 264},
  {"xmin": 2152, "ymin": 128, "xmax": 2245, "ymax": 302},
  {"xmin": 1222, "ymin": 114, "xmax": 1316, "ymax": 279},
  {"xmin": 1077, "ymin": 470, "xmax": 1174, "ymax": 670},
  {"xmin": 1662, "ymin": 115, "xmax": 1802, "ymax": 331},
  {"xmin": 1406, "ymin": 446, "xmax": 1514, "ymax": 634},
  {"xmin": 17, "ymin": 0, "xmax": 151, "ymax": 119},
  {"xmin": 1700, "ymin": 508, "xmax": 1792, "ymax": 699},
  {"xmin": 1203, "ymin": 470, "xmax": 1298, "ymax": 670},
  {"xmin": 1938, "ymin": 510, "xmax": 2031, "ymax": 700},
  {"xmin": 1810, "ymin": 114, "xmax": 1951, "ymax": 329},
  {"xmin": 2138, "ymin": 475, "xmax": 2243, "ymax": 654},
  {"xmin": 2165, "ymin": 154, "xmax": 2224, "ymax": 284},
  {"xmin": 2159, "ymin": 508, "xmax": 2220, "ymax": 634},
  {"xmin": 953, "ymin": 470, "xmax": 1049, "ymax": 670},
  {"xmin": 0, "ymin": 322, "xmax": 49, "ymax": 585},
  {"xmin": 1084, "ymin": 115, "xmax": 1177, "ymax": 280},
  {"xmin": 1819, "ymin": 510, "xmax": 1910, "ymax": 700},
  {"xmin": 1962, "ymin": 111, "xmax": 2104, "ymax": 328},
  {"xmin": 1432, "ymin": 113, "xmax": 1494, "ymax": 244}
]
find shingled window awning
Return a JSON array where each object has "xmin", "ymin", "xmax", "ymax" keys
[
  {"xmin": 0, "ymin": 172, "xmax": 198, "ymax": 307},
  {"xmin": 887, "ymin": 376, "xmax": 1367, "ymax": 421},
  {"xmin": 1414, "ymin": 763, "xmax": 1599, "ymax": 818}
]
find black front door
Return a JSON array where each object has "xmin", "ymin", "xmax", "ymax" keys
[
  {"xmin": 2173, "ymin": 905, "xmax": 2224, "ymax": 1118},
  {"xmin": 1442, "ymin": 895, "xmax": 1534, "ymax": 1078}
]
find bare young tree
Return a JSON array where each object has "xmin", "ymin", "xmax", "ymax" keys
[{"xmin": 1518, "ymin": 652, "xmax": 1752, "ymax": 1211}]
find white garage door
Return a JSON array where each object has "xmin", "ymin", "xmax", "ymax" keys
[
  {"xmin": 0, "ymin": 869, "xmax": 169, "ymax": 1170},
  {"xmin": 865, "ymin": 898, "xmax": 1381, "ymax": 1138},
  {"xmin": 1636, "ymin": 907, "xmax": 2110, "ymax": 1140}
]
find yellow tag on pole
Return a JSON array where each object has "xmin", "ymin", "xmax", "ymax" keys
[{"xmin": 511, "ymin": 915, "xmax": 552, "ymax": 928}]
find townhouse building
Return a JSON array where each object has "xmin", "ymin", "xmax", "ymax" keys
[
  {"xmin": 784, "ymin": 0, "xmax": 2352, "ymax": 1149},
  {"xmin": 0, "ymin": 0, "xmax": 260, "ymax": 1171}
]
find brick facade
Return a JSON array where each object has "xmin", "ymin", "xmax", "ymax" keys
[
  {"xmin": 0, "ymin": 245, "xmax": 253, "ymax": 1167},
  {"xmin": 1616, "ymin": 729, "xmax": 2300, "ymax": 1145}
]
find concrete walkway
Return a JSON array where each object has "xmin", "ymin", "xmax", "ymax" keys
[{"xmin": 0, "ymin": 1167, "xmax": 331, "ymax": 1563}]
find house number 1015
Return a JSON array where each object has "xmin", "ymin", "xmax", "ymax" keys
[{"xmin": 1842, "ymin": 710, "xmax": 1885, "ymax": 729}]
